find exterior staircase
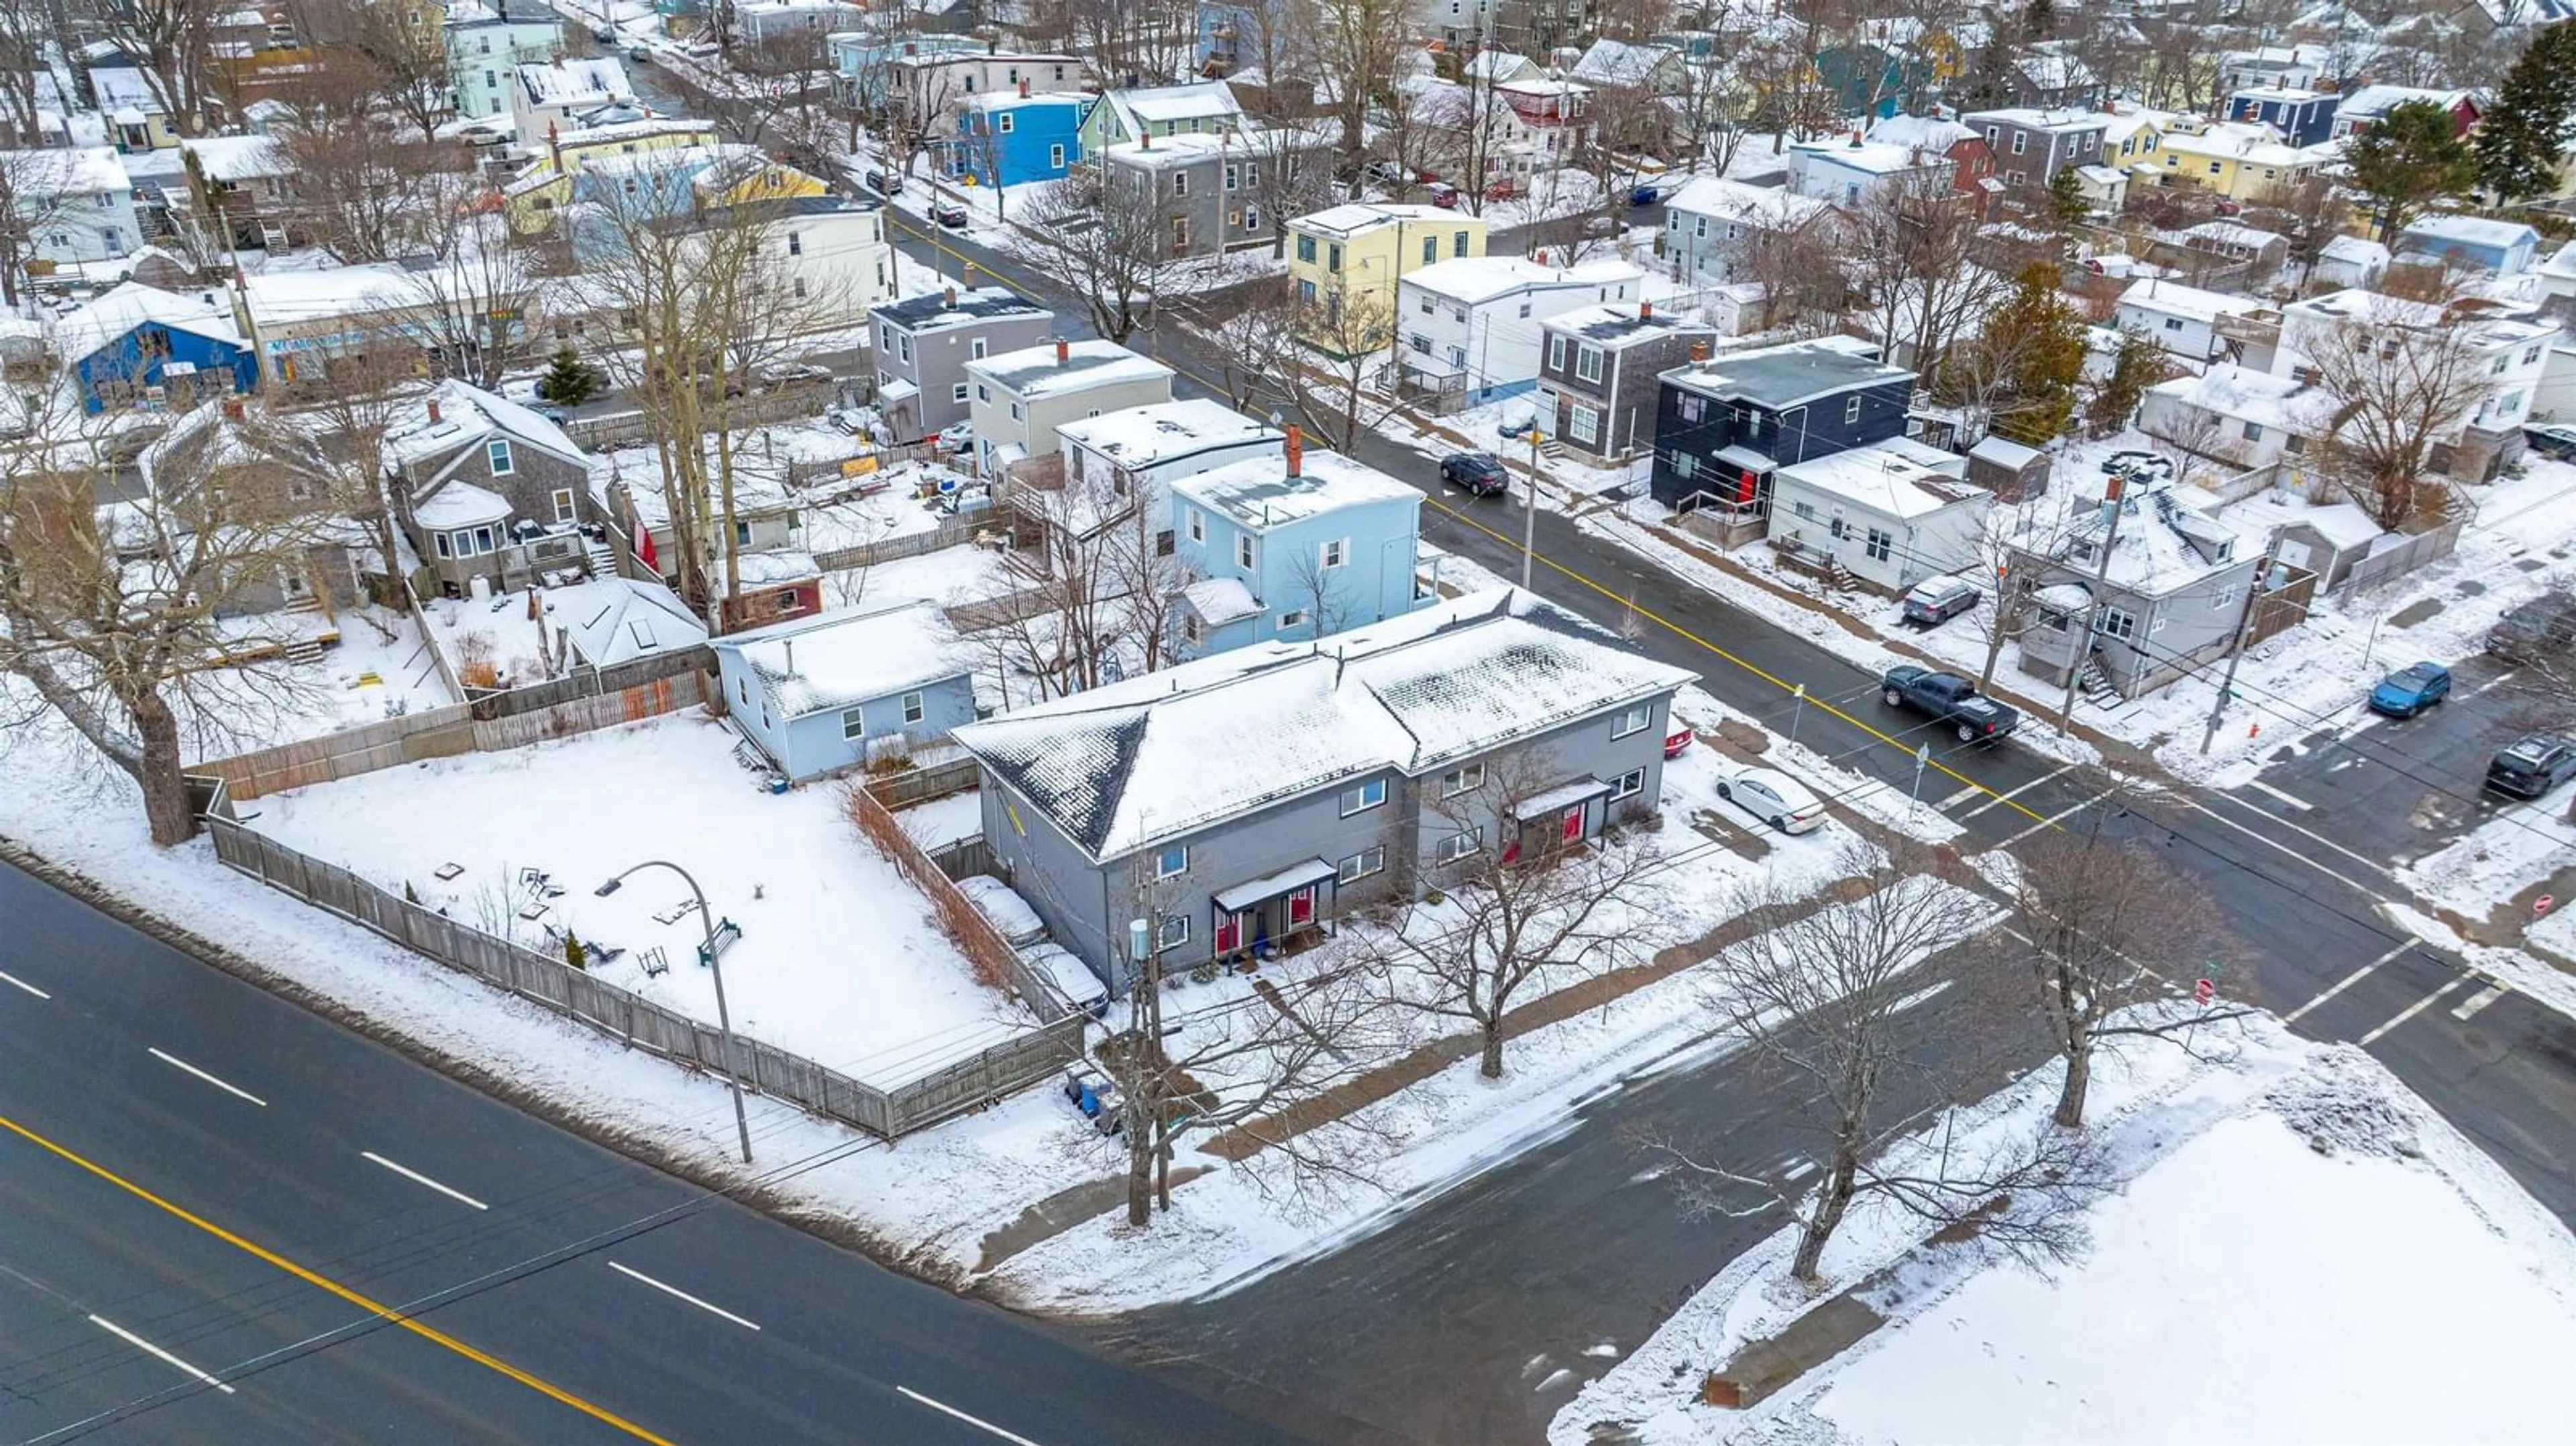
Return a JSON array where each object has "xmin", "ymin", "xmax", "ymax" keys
[
  {"xmin": 2076, "ymin": 660, "xmax": 2122, "ymax": 709},
  {"xmin": 584, "ymin": 536, "xmax": 619, "ymax": 578}
]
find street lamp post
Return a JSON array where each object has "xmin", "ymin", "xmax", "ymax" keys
[
  {"xmin": 1522, "ymin": 426, "xmax": 1544, "ymax": 590},
  {"xmin": 596, "ymin": 860, "xmax": 754, "ymax": 1165}
]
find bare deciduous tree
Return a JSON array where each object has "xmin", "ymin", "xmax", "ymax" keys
[
  {"xmin": 1847, "ymin": 173, "xmax": 2014, "ymax": 375},
  {"xmin": 1009, "ymin": 168, "xmax": 1168, "ymax": 343},
  {"xmin": 2292, "ymin": 291, "xmax": 2500, "ymax": 529},
  {"xmin": 270, "ymin": 62, "xmax": 476, "ymax": 264},
  {"xmin": 1364, "ymin": 751, "xmax": 1663, "ymax": 1080},
  {"xmin": 287, "ymin": 0, "xmax": 453, "ymax": 143},
  {"xmin": 0, "ymin": 147, "xmax": 74, "ymax": 309}
]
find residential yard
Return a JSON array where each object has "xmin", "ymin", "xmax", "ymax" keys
[
  {"xmin": 1552, "ymin": 1013, "xmax": 2576, "ymax": 1446},
  {"xmin": 203, "ymin": 605, "xmax": 458, "ymax": 754},
  {"xmin": 244, "ymin": 712, "xmax": 1042, "ymax": 1088}
]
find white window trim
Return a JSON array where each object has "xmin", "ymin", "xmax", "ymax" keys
[
  {"xmin": 1438, "ymin": 826, "xmax": 1483, "ymax": 862},
  {"xmin": 902, "ymin": 690, "xmax": 925, "ymax": 724},
  {"xmin": 841, "ymin": 707, "xmax": 865, "ymax": 741},
  {"xmin": 1340, "ymin": 778, "xmax": 1387, "ymax": 816},
  {"xmin": 1156, "ymin": 843, "xmax": 1189, "ymax": 878},
  {"xmin": 1443, "ymin": 762, "xmax": 1485, "ymax": 796},
  {"xmin": 1611, "ymin": 702, "xmax": 1652, "ymax": 739},
  {"xmin": 1609, "ymin": 767, "xmax": 1644, "ymax": 800}
]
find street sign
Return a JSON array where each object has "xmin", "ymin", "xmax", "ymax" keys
[
  {"xmin": 2194, "ymin": 978, "xmax": 2216, "ymax": 1004},
  {"xmin": 2539, "ymin": 895, "xmax": 2557, "ymax": 918}
]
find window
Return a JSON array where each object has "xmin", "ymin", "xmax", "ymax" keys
[
  {"xmin": 1320, "ymin": 537, "xmax": 1346, "ymax": 568},
  {"xmin": 1171, "ymin": 170, "xmax": 1188, "ymax": 197},
  {"xmin": 1452, "ymin": 230, "xmax": 1468, "ymax": 257},
  {"xmin": 1984, "ymin": 124, "xmax": 1998, "ymax": 146},
  {"xmin": 1171, "ymin": 215, "xmax": 1189, "ymax": 249},
  {"xmin": 1297, "ymin": 234, "xmax": 1316, "ymax": 263},
  {"xmin": 787, "ymin": 231, "xmax": 803, "ymax": 255},
  {"xmin": 1843, "ymin": 395, "xmax": 1862, "ymax": 425},
  {"xmin": 1547, "ymin": 334, "xmax": 1567, "ymax": 370},
  {"xmin": 1421, "ymin": 236, "xmax": 1437, "ymax": 264},
  {"xmin": 1049, "ymin": 143, "xmax": 1065, "ymax": 168},
  {"xmin": 1338, "ymin": 846, "xmax": 1385, "ymax": 883},
  {"xmin": 1568, "ymin": 403, "xmax": 1599, "ymax": 445},
  {"xmin": 997, "ymin": 113, "xmax": 1014, "ymax": 134},
  {"xmin": 792, "ymin": 276, "xmax": 807, "ymax": 299},
  {"xmin": 2209, "ymin": 161, "xmax": 2223, "ymax": 175},
  {"xmin": 902, "ymin": 691, "xmax": 925, "ymax": 724},
  {"xmin": 1611, "ymin": 702, "xmax": 1652, "ymax": 739},
  {"xmin": 486, "ymin": 439, "xmax": 515, "ymax": 476},
  {"xmin": 1865, "ymin": 528, "xmax": 1892, "ymax": 562},
  {"xmin": 1244, "ymin": 203, "xmax": 1259, "ymax": 230},
  {"xmin": 472, "ymin": 525, "xmax": 495, "ymax": 554},
  {"xmin": 1278, "ymin": 609, "xmax": 1306, "ymax": 628},
  {"xmin": 2094, "ymin": 605, "xmax": 2139, "ymax": 641},
  {"xmin": 1437, "ymin": 827, "xmax": 1483, "ymax": 862},
  {"xmin": 1235, "ymin": 533, "xmax": 1256, "ymax": 568},
  {"xmin": 953, "ymin": 382, "xmax": 970, "ymax": 403},
  {"xmin": 2243, "ymin": 421, "xmax": 2264, "ymax": 441},
  {"xmin": 1420, "ymin": 294, "xmax": 1436, "ymax": 315},
  {"xmin": 881, "ymin": 323, "xmax": 896, "ymax": 352},
  {"xmin": 1156, "ymin": 843, "xmax": 1188, "ymax": 878},
  {"xmin": 551, "ymin": 487, "xmax": 576, "ymax": 523},
  {"xmin": 2011, "ymin": 130, "xmax": 2027, "ymax": 154},
  {"xmin": 2211, "ymin": 585, "xmax": 2237, "ymax": 612},
  {"xmin": 2163, "ymin": 317, "xmax": 2183, "ymax": 331},
  {"xmin": 1442, "ymin": 762, "xmax": 1485, "ymax": 796},
  {"xmin": 1327, "ymin": 242, "xmax": 1342, "ymax": 272},
  {"xmin": 969, "ymin": 338, "xmax": 988, "ymax": 361},
  {"xmin": 841, "ymin": 707, "xmax": 865, "ymax": 741},
  {"xmin": 1575, "ymin": 345, "xmax": 1603, "ymax": 382},
  {"xmin": 1340, "ymin": 778, "xmax": 1387, "ymax": 815},
  {"xmin": 433, "ymin": 531, "xmax": 451, "ymax": 558},
  {"xmin": 2524, "ymin": 344, "xmax": 2543, "ymax": 366},
  {"xmin": 1519, "ymin": 301, "xmax": 1532, "ymax": 318},
  {"xmin": 898, "ymin": 335, "xmax": 913, "ymax": 362},
  {"xmin": 1678, "ymin": 393, "xmax": 1704, "ymax": 423},
  {"xmin": 1675, "ymin": 452, "xmax": 1697, "ymax": 478},
  {"xmin": 1187, "ymin": 507, "xmax": 1204, "ymax": 542},
  {"xmin": 1009, "ymin": 401, "xmax": 1024, "ymax": 421},
  {"xmin": 1158, "ymin": 914, "xmax": 1190, "ymax": 949},
  {"xmin": 1609, "ymin": 767, "xmax": 1644, "ymax": 800}
]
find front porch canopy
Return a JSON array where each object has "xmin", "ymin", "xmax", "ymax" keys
[
  {"xmin": 1505, "ymin": 776, "xmax": 1613, "ymax": 822},
  {"xmin": 1214, "ymin": 857, "xmax": 1338, "ymax": 915}
]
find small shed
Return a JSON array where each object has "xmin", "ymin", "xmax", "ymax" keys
[
  {"xmin": 1968, "ymin": 435, "xmax": 2051, "ymax": 502},
  {"xmin": 710, "ymin": 600, "xmax": 976, "ymax": 783}
]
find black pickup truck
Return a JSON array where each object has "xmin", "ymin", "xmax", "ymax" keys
[{"xmin": 1881, "ymin": 665, "xmax": 2021, "ymax": 743}]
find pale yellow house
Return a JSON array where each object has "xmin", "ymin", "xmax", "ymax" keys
[
  {"xmin": 501, "ymin": 117, "xmax": 721, "ymax": 235},
  {"xmin": 2151, "ymin": 119, "xmax": 2330, "ymax": 203},
  {"xmin": 1285, "ymin": 203, "xmax": 1488, "ymax": 356}
]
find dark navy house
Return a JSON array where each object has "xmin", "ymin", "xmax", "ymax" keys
[{"xmin": 1647, "ymin": 340, "xmax": 1917, "ymax": 515}]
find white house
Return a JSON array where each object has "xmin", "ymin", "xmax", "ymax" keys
[
  {"xmin": 443, "ymin": 1, "xmax": 563, "ymax": 123},
  {"xmin": 2138, "ymin": 363, "xmax": 2322, "ymax": 471},
  {"xmin": 966, "ymin": 338, "xmax": 1177, "ymax": 479},
  {"xmin": 511, "ymin": 56, "xmax": 636, "ymax": 141},
  {"xmin": 1784, "ymin": 136, "xmax": 1949, "ymax": 209},
  {"xmin": 2314, "ymin": 235, "xmax": 2391, "ymax": 291},
  {"xmin": 5, "ymin": 147, "xmax": 139, "ymax": 264},
  {"xmin": 2114, "ymin": 278, "xmax": 2270, "ymax": 366},
  {"xmin": 1055, "ymin": 397, "xmax": 1283, "ymax": 531},
  {"xmin": 1661, "ymin": 177, "xmax": 1830, "ymax": 285},
  {"xmin": 1765, "ymin": 436, "xmax": 1992, "ymax": 595},
  {"xmin": 1394, "ymin": 254, "xmax": 1642, "ymax": 409},
  {"xmin": 653, "ymin": 196, "xmax": 896, "ymax": 327},
  {"xmin": 2272, "ymin": 288, "xmax": 2555, "ymax": 481}
]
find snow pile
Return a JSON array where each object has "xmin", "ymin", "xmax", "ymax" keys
[{"xmin": 1552, "ymin": 1015, "xmax": 2576, "ymax": 1445}]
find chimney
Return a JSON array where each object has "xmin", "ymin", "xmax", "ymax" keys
[
  {"xmin": 1140, "ymin": 130, "xmax": 1150, "ymax": 149},
  {"xmin": 547, "ymin": 119, "xmax": 561, "ymax": 170},
  {"xmin": 427, "ymin": 397, "xmax": 443, "ymax": 425},
  {"xmin": 943, "ymin": 286, "xmax": 956, "ymax": 309},
  {"xmin": 904, "ymin": 42, "xmax": 917, "ymax": 56},
  {"xmin": 784, "ymin": 637, "xmax": 796, "ymax": 676},
  {"xmin": 1284, "ymin": 424, "xmax": 1303, "ymax": 477},
  {"xmin": 553, "ymin": 51, "xmax": 564, "ymax": 68},
  {"xmin": 1055, "ymin": 336, "xmax": 1069, "ymax": 364},
  {"xmin": 1640, "ymin": 299, "xmax": 1652, "ymax": 321},
  {"xmin": 1848, "ymin": 129, "xmax": 1863, "ymax": 148},
  {"xmin": 220, "ymin": 396, "xmax": 245, "ymax": 421},
  {"xmin": 1688, "ymin": 340, "xmax": 1711, "ymax": 362},
  {"xmin": 1018, "ymin": 78, "xmax": 1030, "ymax": 98}
]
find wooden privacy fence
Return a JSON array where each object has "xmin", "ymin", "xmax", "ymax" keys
[
  {"xmin": 193, "ymin": 666, "xmax": 710, "ymax": 802},
  {"xmin": 843, "ymin": 779, "xmax": 1080, "ymax": 1023},
  {"xmin": 810, "ymin": 515, "xmax": 985, "ymax": 572},
  {"xmin": 466, "ymin": 647, "xmax": 713, "ymax": 720},
  {"xmin": 203, "ymin": 804, "xmax": 1081, "ymax": 1141},
  {"xmin": 2338, "ymin": 519, "xmax": 2463, "ymax": 596},
  {"xmin": 863, "ymin": 755, "xmax": 979, "ymax": 810}
]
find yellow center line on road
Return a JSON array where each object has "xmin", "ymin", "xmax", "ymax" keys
[
  {"xmin": 0, "ymin": 1111, "xmax": 678, "ymax": 1446},
  {"xmin": 885, "ymin": 213, "xmax": 2049, "ymax": 827}
]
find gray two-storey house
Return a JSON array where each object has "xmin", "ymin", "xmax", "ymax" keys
[
  {"xmin": 951, "ymin": 588, "xmax": 1696, "ymax": 991},
  {"xmin": 1647, "ymin": 338, "xmax": 1916, "ymax": 514},
  {"xmin": 2012, "ymin": 479, "xmax": 2267, "ymax": 699},
  {"xmin": 1536, "ymin": 303, "xmax": 1718, "ymax": 464},
  {"xmin": 1093, "ymin": 127, "xmax": 1325, "ymax": 260},
  {"xmin": 869, "ymin": 285, "xmax": 1053, "ymax": 442},
  {"xmin": 385, "ymin": 381, "xmax": 598, "ymax": 599},
  {"xmin": 1961, "ymin": 107, "xmax": 2112, "ymax": 191}
]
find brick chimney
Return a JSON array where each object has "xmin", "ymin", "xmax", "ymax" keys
[
  {"xmin": 1140, "ymin": 130, "xmax": 1150, "ymax": 149},
  {"xmin": 426, "ymin": 397, "xmax": 443, "ymax": 424},
  {"xmin": 1055, "ymin": 336, "xmax": 1069, "ymax": 364},
  {"xmin": 943, "ymin": 286, "xmax": 956, "ymax": 308},
  {"xmin": 1018, "ymin": 78, "xmax": 1030, "ymax": 97},
  {"xmin": 1848, "ymin": 129, "xmax": 1863, "ymax": 148},
  {"xmin": 220, "ymin": 396, "xmax": 245, "ymax": 421},
  {"xmin": 1640, "ymin": 299, "xmax": 1652, "ymax": 320},
  {"xmin": 546, "ymin": 119, "xmax": 561, "ymax": 170},
  {"xmin": 1284, "ymin": 424, "xmax": 1303, "ymax": 476},
  {"xmin": 1688, "ymin": 340, "xmax": 1711, "ymax": 362}
]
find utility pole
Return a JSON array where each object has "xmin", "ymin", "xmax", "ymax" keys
[
  {"xmin": 2057, "ymin": 472, "xmax": 2128, "ymax": 731},
  {"xmin": 2200, "ymin": 536, "xmax": 2284, "ymax": 754},
  {"xmin": 1522, "ymin": 425, "xmax": 1544, "ymax": 590}
]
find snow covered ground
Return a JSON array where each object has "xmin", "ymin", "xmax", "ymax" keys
[
  {"xmin": 200, "ymin": 606, "xmax": 458, "ymax": 755},
  {"xmin": 244, "ymin": 712, "xmax": 1040, "ymax": 1088},
  {"xmin": 1553, "ymin": 1013, "xmax": 2576, "ymax": 1445}
]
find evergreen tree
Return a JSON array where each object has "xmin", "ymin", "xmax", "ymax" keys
[
  {"xmin": 536, "ymin": 346, "xmax": 604, "ymax": 408},
  {"xmin": 2084, "ymin": 327, "xmax": 2166, "ymax": 439},
  {"xmin": 2475, "ymin": 21, "xmax": 2576, "ymax": 202},
  {"xmin": 2345, "ymin": 99, "xmax": 2479, "ymax": 241},
  {"xmin": 1986, "ymin": 264, "xmax": 2086, "ymax": 446},
  {"xmin": 2047, "ymin": 164, "xmax": 2089, "ymax": 229}
]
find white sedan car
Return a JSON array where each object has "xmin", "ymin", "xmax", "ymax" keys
[{"xmin": 1717, "ymin": 765, "xmax": 1829, "ymax": 835}]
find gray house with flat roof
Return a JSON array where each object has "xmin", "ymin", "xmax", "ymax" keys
[
  {"xmin": 951, "ymin": 588, "xmax": 1696, "ymax": 991},
  {"xmin": 869, "ymin": 285, "xmax": 1053, "ymax": 441},
  {"xmin": 1536, "ymin": 302, "xmax": 1718, "ymax": 463}
]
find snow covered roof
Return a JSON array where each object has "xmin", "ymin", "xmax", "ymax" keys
[
  {"xmin": 411, "ymin": 478, "xmax": 511, "ymax": 528},
  {"xmin": 519, "ymin": 56, "xmax": 632, "ymax": 107},
  {"xmin": 1171, "ymin": 448, "xmax": 1417, "ymax": 530},
  {"xmin": 1545, "ymin": 303, "xmax": 1713, "ymax": 349},
  {"xmin": 2221, "ymin": 490, "xmax": 2381, "ymax": 553},
  {"xmin": 87, "ymin": 67, "xmax": 164, "ymax": 114},
  {"xmin": 2117, "ymin": 279, "xmax": 2267, "ymax": 325},
  {"xmin": 2334, "ymin": 85, "xmax": 2468, "ymax": 122},
  {"xmin": 2180, "ymin": 221, "xmax": 2286, "ymax": 250},
  {"xmin": 2160, "ymin": 120, "xmax": 2310, "ymax": 167},
  {"xmin": 1181, "ymin": 576, "xmax": 1262, "ymax": 625},
  {"xmin": 714, "ymin": 600, "xmax": 965, "ymax": 720},
  {"xmin": 2061, "ymin": 481, "xmax": 2245, "ymax": 594},
  {"xmin": 2015, "ymin": 47, "xmax": 2097, "ymax": 92},
  {"xmin": 236, "ymin": 263, "xmax": 421, "ymax": 327},
  {"xmin": 49, "ymin": 281, "xmax": 240, "ymax": 363},
  {"xmin": 1120, "ymin": 82, "xmax": 1239, "ymax": 123},
  {"xmin": 2320, "ymin": 235, "xmax": 2390, "ymax": 266},
  {"xmin": 385, "ymin": 380, "xmax": 587, "ymax": 475},
  {"xmin": 731, "ymin": 548, "xmax": 820, "ymax": 586},
  {"xmin": 1970, "ymin": 435, "xmax": 2043, "ymax": 470},
  {"xmin": 967, "ymin": 338, "xmax": 1174, "ymax": 399},
  {"xmin": 541, "ymin": 577, "xmax": 707, "ymax": 668},
  {"xmin": 1464, "ymin": 50, "xmax": 1536, "ymax": 84},
  {"xmin": 1962, "ymin": 107, "xmax": 2110, "ymax": 135},
  {"xmin": 1055, "ymin": 397, "xmax": 1280, "ymax": 470},
  {"xmin": 1774, "ymin": 437, "xmax": 1982, "ymax": 521},
  {"xmin": 1567, "ymin": 38, "xmax": 1674, "ymax": 87},
  {"xmin": 182, "ymin": 134, "xmax": 286, "ymax": 183},
  {"xmin": 1792, "ymin": 138, "xmax": 1941, "ymax": 175},
  {"xmin": 874, "ymin": 285, "xmax": 1048, "ymax": 333},
  {"xmin": 952, "ymin": 588, "xmax": 1697, "ymax": 861},
  {"xmin": 1866, "ymin": 115, "xmax": 1978, "ymax": 152},
  {"xmin": 1400, "ymin": 254, "xmax": 1642, "ymax": 306},
  {"xmin": 2398, "ymin": 215, "xmax": 2538, "ymax": 251},
  {"xmin": 1664, "ymin": 176, "xmax": 1827, "ymax": 231},
  {"xmin": 1663, "ymin": 338, "xmax": 1914, "ymax": 411},
  {"xmin": 1291, "ymin": 201, "xmax": 1460, "ymax": 237},
  {"xmin": 2146, "ymin": 363, "xmax": 2318, "ymax": 436},
  {"xmin": 0, "ymin": 145, "xmax": 128, "ymax": 197}
]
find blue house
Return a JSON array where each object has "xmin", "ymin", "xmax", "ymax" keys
[
  {"xmin": 56, "ymin": 282, "xmax": 257, "ymax": 415},
  {"xmin": 2227, "ymin": 85, "xmax": 2339, "ymax": 146},
  {"xmin": 710, "ymin": 601, "xmax": 978, "ymax": 783},
  {"xmin": 945, "ymin": 91, "xmax": 1086, "ymax": 189},
  {"xmin": 2396, "ymin": 215, "xmax": 2541, "ymax": 278},
  {"xmin": 1170, "ymin": 433, "xmax": 1426, "ymax": 654}
]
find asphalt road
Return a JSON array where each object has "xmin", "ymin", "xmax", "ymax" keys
[
  {"xmin": 873, "ymin": 210, "xmax": 2576, "ymax": 1439},
  {"xmin": 0, "ymin": 861, "xmax": 1326, "ymax": 1446}
]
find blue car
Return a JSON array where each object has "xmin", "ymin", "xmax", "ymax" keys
[{"xmin": 2369, "ymin": 661, "xmax": 2452, "ymax": 718}]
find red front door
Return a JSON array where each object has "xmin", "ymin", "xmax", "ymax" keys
[
  {"xmin": 1215, "ymin": 911, "xmax": 1243, "ymax": 953},
  {"xmin": 1287, "ymin": 886, "xmax": 1316, "ymax": 926},
  {"xmin": 1561, "ymin": 805, "xmax": 1585, "ymax": 842}
]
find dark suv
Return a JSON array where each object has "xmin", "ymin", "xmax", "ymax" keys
[
  {"xmin": 2487, "ymin": 735, "xmax": 2576, "ymax": 798},
  {"xmin": 2487, "ymin": 590, "xmax": 2576, "ymax": 663},
  {"xmin": 1439, "ymin": 452, "xmax": 1511, "ymax": 497}
]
